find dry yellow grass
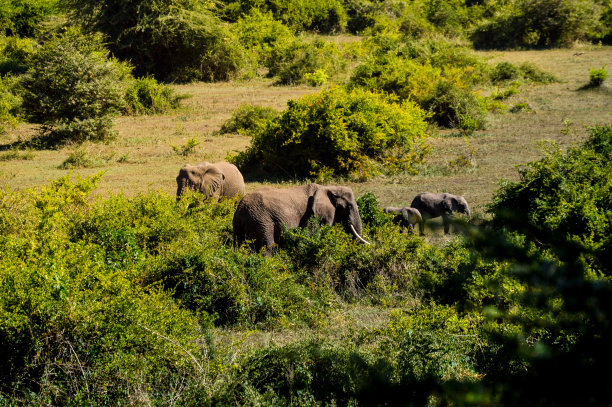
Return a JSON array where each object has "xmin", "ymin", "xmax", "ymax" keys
[{"xmin": 1, "ymin": 47, "xmax": 610, "ymax": 221}]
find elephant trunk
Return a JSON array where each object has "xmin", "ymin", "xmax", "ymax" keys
[{"xmin": 176, "ymin": 177, "xmax": 187, "ymax": 200}]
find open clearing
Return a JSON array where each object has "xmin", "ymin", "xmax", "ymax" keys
[{"xmin": 1, "ymin": 46, "xmax": 610, "ymax": 219}]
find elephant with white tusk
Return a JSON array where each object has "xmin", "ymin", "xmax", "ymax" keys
[
  {"xmin": 383, "ymin": 206, "xmax": 422, "ymax": 233},
  {"xmin": 176, "ymin": 161, "xmax": 245, "ymax": 201},
  {"xmin": 410, "ymin": 192, "xmax": 471, "ymax": 235},
  {"xmin": 233, "ymin": 183, "xmax": 370, "ymax": 255}
]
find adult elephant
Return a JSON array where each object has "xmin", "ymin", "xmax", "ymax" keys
[
  {"xmin": 410, "ymin": 193, "xmax": 470, "ymax": 235},
  {"xmin": 176, "ymin": 161, "xmax": 245, "ymax": 201},
  {"xmin": 233, "ymin": 184, "xmax": 370, "ymax": 255},
  {"xmin": 383, "ymin": 207, "xmax": 422, "ymax": 233}
]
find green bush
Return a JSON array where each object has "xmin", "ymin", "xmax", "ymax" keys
[
  {"xmin": 124, "ymin": 76, "xmax": 185, "ymax": 115},
  {"xmin": 219, "ymin": 304, "xmax": 481, "ymax": 405},
  {"xmin": 266, "ymin": 36, "xmax": 345, "ymax": 85},
  {"xmin": 472, "ymin": 0, "xmax": 603, "ymax": 49},
  {"xmin": 0, "ymin": 35, "xmax": 35, "ymax": 75},
  {"xmin": 465, "ymin": 127, "xmax": 612, "ymax": 403},
  {"xmin": 0, "ymin": 174, "xmax": 213, "ymax": 404},
  {"xmin": 217, "ymin": 104, "xmax": 279, "ymax": 135},
  {"xmin": 233, "ymin": 86, "xmax": 430, "ymax": 179},
  {"xmin": 0, "ymin": 0, "xmax": 57, "ymax": 38},
  {"xmin": 64, "ymin": 0, "xmax": 246, "ymax": 82},
  {"xmin": 489, "ymin": 61, "xmax": 559, "ymax": 84},
  {"xmin": 221, "ymin": 0, "xmax": 347, "ymax": 33},
  {"xmin": 350, "ymin": 35, "xmax": 488, "ymax": 130},
  {"xmin": 587, "ymin": 65, "xmax": 608, "ymax": 87},
  {"xmin": 21, "ymin": 29, "xmax": 131, "ymax": 144},
  {"xmin": 422, "ymin": 78, "xmax": 486, "ymax": 130},
  {"xmin": 232, "ymin": 10, "xmax": 294, "ymax": 68},
  {"xmin": 489, "ymin": 125, "xmax": 612, "ymax": 273},
  {"xmin": 0, "ymin": 74, "xmax": 21, "ymax": 134}
]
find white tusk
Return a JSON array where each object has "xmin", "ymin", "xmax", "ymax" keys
[{"xmin": 350, "ymin": 224, "xmax": 371, "ymax": 245}]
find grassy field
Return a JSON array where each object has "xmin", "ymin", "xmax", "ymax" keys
[{"xmin": 1, "ymin": 46, "xmax": 610, "ymax": 222}]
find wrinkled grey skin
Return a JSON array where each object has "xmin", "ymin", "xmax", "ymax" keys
[
  {"xmin": 410, "ymin": 192, "xmax": 471, "ymax": 235},
  {"xmin": 176, "ymin": 161, "xmax": 245, "ymax": 201},
  {"xmin": 383, "ymin": 207, "xmax": 423, "ymax": 233},
  {"xmin": 233, "ymin": 183, "xmax": 369, "ymax": 255}
]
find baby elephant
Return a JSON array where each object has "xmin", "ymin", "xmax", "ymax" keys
[
  {"xmin": 410, "ymin": 192, "xmax": 470, "ymax": 235},
  {"xmin": 383, "ymin": 207, "xmax": 422, "ymax": 233}
]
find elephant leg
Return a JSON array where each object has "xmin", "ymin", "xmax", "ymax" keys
[
  {"xmin": 442, "ymin": 215, "xmax": 451, "ymax": 234},
  {"xmin": 418, "ymin": 218, "xmax": 425, "ymax": 235}
]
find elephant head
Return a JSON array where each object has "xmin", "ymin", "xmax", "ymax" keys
[
  {"xmin": 310, "ymin": 186, "xmax": 369, "ymax": 244},
  {"xmin": 176, "ymin": 161, "xmax": 247, "ymax": 203},
  {"xmin": 176, "ymin": 163, "xmax": 225, "ymax": 200},
  {"xmin": 444, "ymin": 195, "xmax": 471, "ymax": 217}
]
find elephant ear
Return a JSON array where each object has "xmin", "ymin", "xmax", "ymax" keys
[
  {"xmin": 203, "ymin": 166, "xmax": 225, "ymax": 197},
  {"xmin": 311, "ymin": 188, "xmax": 335, "ymax": 225}
]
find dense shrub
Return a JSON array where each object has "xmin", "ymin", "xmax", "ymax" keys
[
  {"xmin": 0, "ymin": 0, "xmax": 57, "ymax": 37},
  {"xmin": 350, "ymin": 36, "xmax": 488, "ymax": 130},
  {"xmin": 221, "ymin": 0, "xmax": 347, "ymax": 33},
  {"xmin": 266, "ymin": 36, "xmax": 345, "ymax": 85},
  {"xmin": 489, "ymin": 125, "xmax": 612, "ymax": 272},
  {"xmin": 124, "ymin": 76, "xmax": 185, "ymax": 115},
  {"xmin": 217, "ymin": 104, "xmax": 279, "ymax": 135},
  {"xmin": 218, "ymin": 304, "xmax": 481, "ymax": 405},
  {"xmin": 63, "ymin": 0, "xmax": 246, "ymax": 81},
  {"xmin": 0, "ymin": 74, "xmax": 21, "ymax": 134},
  {"xmin": 463, "ymin": 127, "xmax": 612, "ymax": 403},
  {"xmin": 421, "ymin": 78, "xmax": 486, "ymax": 130},
  {"xmin": 21, "ymin": 30, "xmax": 130, "ymax": 144},
  {"xmin": 0, "ymin": 175, "xmax": 211, "ymax": 403},
  {"xmin": 587, "ymin": 65, "xmax": 608, "ymax": 87},
  {"xmin": 472, "ymin": 0, "xmax": 604, "ymax": 49},
  {"xmin": 233, "ymin": 87, "xmax": 430, "ymax": 179},
  {"xmin": 232, "ymin": 10, "xmax": 294, "ymax": 69},
  {"xmin": 0, "ymin": 35, "xmax": 35, "ymax": 75}
]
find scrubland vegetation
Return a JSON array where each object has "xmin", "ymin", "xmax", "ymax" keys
[{"xmin": 0, "ymin": 0, "xmax": 611, "ymax": 404}]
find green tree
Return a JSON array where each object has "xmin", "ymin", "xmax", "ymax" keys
[
  {"xmin": 62, "ymin": 0, "xmax": 245, "ymax": 81},
  {"xmin": 21, "ymin": 29, "xmax": 131, "ymax": 144}
]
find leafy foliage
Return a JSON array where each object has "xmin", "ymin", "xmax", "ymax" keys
[
  {"xmin": 217, "ymin": 104, "xmax": 279, "ymax": 135},
  {"xmin": 587, "ymin": 65, "xmax": 608, "ymax": 87},
  {"xmin": 0, "ymin": 35, "xmax": 35, "ymax": 75},
  {"xmin": 3, "ymin": 123, "xmax": 612, "ymax": 405},
  {"xmin": 221, "ymin": 0, "xmax": 347, "ymax": 33},
  {"xmin": 63, "ymin": 0, "xmax": 246, "ymax": 81},
  {"xmin": 21, "ymin": 29, "xmax": 131, "ymax": 144},
  {"xmin": 489, "ymin": 125, "xmax": 612, "ymax": 273},
  {"xmin": 469, "ymin": 125, "xmax": 612, "ymax": 402},
  {"xmin": 231, "ymin": 9, "xmax": 294, "ymax": 69},
  {"xmin": 489, "ymin": 61, "xmax": 559, "ymax": 83},
  {"xmin": 0, "ymin": 74, "xmax": 21, "ymax": 134},
  {"xmin": 0, "ymin": 0, "xmax": 57, "ymax": 37},
  {"xmin": 124, "ymin": 76, "xmax": 185, "ymax": 115},
  {"xmin": 472, "ymin": 0, "xmax": 604, "ymax": 49},
  {"xmin": 266, "ymin": 36, "xmax": 345, "ymax": 85},
  {"xmin": 350, "ymin": 35, "xmax": 488, "ymax": 130},
  {"xmin": 233, "ymin": 86, "xmax": 430, "ymax": 179}
]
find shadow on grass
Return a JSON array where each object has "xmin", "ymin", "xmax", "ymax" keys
[
  {"xmin": 576, "ymin": 83, "xmax": 610, "ymax": 92},
  {"xmin": 0, "ymin": 131, "xmax": 91, "ymax": 151}
]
